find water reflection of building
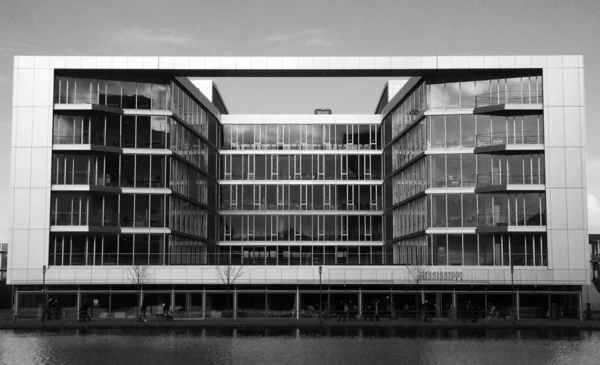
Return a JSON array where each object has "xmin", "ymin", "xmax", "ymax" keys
[{"xmin": 8, "ymin": 56, "xmax": 589, "ymax": 321}]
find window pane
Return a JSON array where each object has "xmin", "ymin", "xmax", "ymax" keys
[
  {"xmin": 430, "ymin": 116, "xmax": 445, "ymax": 148},
  {"xmin": 460, "ymin": 115, "xmax": 476, "ymax": 148},
  {"xmin": 447, "ymin": 154, "xmax": 461, "ymax": 187},
  {"xmin": 431, "ymin": 155, "xmax": 446, "ymax": 188},
  {"xmin": 431, "ymin": 195, "xmax": 447, "ymax": 227}
]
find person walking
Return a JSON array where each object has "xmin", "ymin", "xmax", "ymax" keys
[{"xmin": 140, "ymin": 299, "xmax": 147, "ymax": 322}]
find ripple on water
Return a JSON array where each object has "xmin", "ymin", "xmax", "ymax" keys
[{"xmin": 1, "ymin": 328, "xmax": 600, "ymax": 365}]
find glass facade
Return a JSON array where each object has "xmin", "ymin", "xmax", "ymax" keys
[
  {"xmin": 50, "ymin": 76, "xmax": 220, "ymax": 266},
  {"xmin": 48, "ymin": 71, "xmax": 548, "ymax": 269},
  {"xmin": 383, "ymin": 75, "xmax": 547, "ymax": 267}
]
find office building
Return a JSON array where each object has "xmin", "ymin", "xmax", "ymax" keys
[{"xmin": 9, "ymin": 55, "xmax": 589, "ymax": 318}]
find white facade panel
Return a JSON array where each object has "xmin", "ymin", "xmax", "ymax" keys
[
  {"xmin": 546, "ymin": 68, "xmax": 565, "ymax": 106},
  {"xmin": 563, "ymin": 55, "xmax": 579, "ymax": 68},
  {"xmin": 563, "ymin": 107, "xmax": 582, "ymax": 147},
  {"xmin": 33, "ymin": 56, "xmax": 50, "ymax": 69},
  {"xmin": 64, "ymin": 56, "xmax": 81, "ymax": 69},
  {"xmin": 15, "ymin": 107, "xmax": 33, "ymax": 147},
  {"xmin": 565, "ymin": 148, "xmax": 584, "ymax": 188},
  {"xmin": 81, "ymin": 56, "xmax": 97, "ymax": 69},
  {"xmin": 14, "ymin": 148, "xmax": 32, "ymax": 188},
  {"xmin": 562, "ymin": 68, "xmax": 580, "ymax": 106},
  {"xmin": 12, "ymin": 188, "xmax": 31, "ymax": 230},
  {"xmin": 31, "ymin": 107, "xmax": 52, "ymax": 147},
  {"xmin": 29, "ymin": 148, "xmax": 49, "ymax": 188},
  {"xmin": 27, "ymin": 229, "xmax": 47, "ymax": 269},
  {"xmin": 547, "ymin": 55, "xmax": 563, "ymax": 68},
  {"xmin": 18, "ymin": 56, "xmax": 34, "ymax": 69},
  {"xmin": 545, "ymin": 148, "xmax": 566, "ymax": 188},
  {"xmin": 189, "ymin": 57, "xmax": 206, "ymax": 69},
  {"xmin": 547, "ymin": 188, "xmax": 568, "ymax": 230},
  {"xmin": 566, "ymin": 188, "xmax": 585, "ymax": 230},
  {"xmin": 16, "ymin": 68, "xmax": 34, "ymax": 107},
  {"xmin": 549, "ymin": 230, "xmax": 569, "ymax": 269},
  {"xmin": 32, "ymin": 69, "xmax": 53, "ymax": 107}
]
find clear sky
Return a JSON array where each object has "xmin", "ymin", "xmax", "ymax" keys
[{"xmin": 0, "ymin": 0, "xmax": 599, "ymax": 241}]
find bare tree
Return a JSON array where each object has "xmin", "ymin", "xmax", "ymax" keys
[
  {"xmin": 217, "ymin": 264, "xmax": 244, "ymax": 316},
  {"xmin": 128, "ymin": 265, "xmax": 149, "ymax": 320},
  {"xmin": 407, "ymin": 256, "xmax": 430, "ymax": 320}
]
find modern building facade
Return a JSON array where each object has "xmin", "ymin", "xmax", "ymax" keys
[{"xmin": 9, "ymin": 55, "xmax": 589, "ymax": 319}]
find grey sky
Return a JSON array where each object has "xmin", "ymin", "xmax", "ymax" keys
[{"xmin": 0, "ymin": 0, "xmax": 599, "ymax": 241}]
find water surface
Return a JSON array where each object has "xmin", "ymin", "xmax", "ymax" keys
[{"xmin": 1, "ymin": 327, "xmax": 599, "ymax": 365}]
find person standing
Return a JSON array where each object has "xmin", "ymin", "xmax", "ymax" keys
[{"xmin": 140, "ymin": 299, "xmax": 147, "ymax": 322}]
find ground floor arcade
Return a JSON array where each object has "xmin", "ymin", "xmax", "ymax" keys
[{"xmin": 13, "ymin": 284, "xmax": 582, "ymax": 321}]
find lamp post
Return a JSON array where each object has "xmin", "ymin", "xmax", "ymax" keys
[
  {"xmin": 511, "ymin": 262, "xmax": 515, "ymax": 325},
  {"xmin": 41, "ymin": 265, "xmax": 47, "ymax": 324},
  {"xmin": 319, "ymin": 265, "xmax": 322, "ymax": 324}
]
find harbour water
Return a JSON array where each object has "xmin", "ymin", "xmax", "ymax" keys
[{"xmin": 1, "ymin": 327, "xmax": 599, "ymax": 365}]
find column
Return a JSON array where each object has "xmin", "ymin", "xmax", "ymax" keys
[
  {"xmin": 76, "ymin": 286, "xmax": 81, "ymax": 320},
  {"xmin": 233, "ymin": 286, "xmax": 237, "ymax": 319},
  {"xmin": 296, "ymin": 285, "xmax": 300, "ymax": 320},
  {"xmin": 516, "ymin": 291, "xmax": 520, "ymax": 320},
  {"xmin": 358, "ymin": 286, "xmax": 363, "ymax": 318},
  {"xmin": 202, "ymin": 288, "xmax": 206, "ymax": 319}
]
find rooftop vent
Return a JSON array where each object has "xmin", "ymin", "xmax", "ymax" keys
[{"xmin": 314, "ymin": 109, "xmax": 332, "ymax": 115}]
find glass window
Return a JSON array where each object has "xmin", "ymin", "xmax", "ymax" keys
[
  {"xmin": 447, "ymin": 155, "xmax": 461, "ymax": 187},
  {"xmin": 135, "ymin": 156, "xmax": 150, "ymax": 188},
  {"xmin": 151, "ymin": 84, "xmax": 168, "ymax": 110},
  {"xmin": 463, "ymin": 194, "xmax": 477, "ymax": 227},
  {"xmin": 120, "ymin": 195, "xmax": 134, "ymax": 227},
  {"xmin": 432, "ymin": 235, "xmax": 447, "ymax": 265},
  {"xmin": 446, "ymin": 83, "xmax": 460, "ymax": 109},
  {"xmin": 462, "ymin": 154, "xmax": 476, "ymax": 187},
  {"xmin": 430, "ymin": 116, "xmax": 445, "ymax": 148},
  {"xmin": 447, "ymin": 194, "xmax": 462, "ymax": 227},
  {"xmin": 446, "ymin": 115, "xmax": 460, "ymax": 148},
  {"xmin": 460, "ymin": 115, "xmax": 476, "ymax": 148},
  {"xmin": 122, "ymin": 82, "xmax": 137, "ymax": 109},
  {"xmin": 136, "ymin": 116, "xmax": 151, "ymax": 148},
  {"xmin": 431, "ymin": 154, "xmax": 446, "ymax": 188},
  {"xmin": 448, "ymin": 235, "xmax": 462, "ymax": 265},
  {"xmin": 461, "ymin": 81, "xmax": 476, "ymax": 109},
  {"xmin": 429, "ymin": 83, "xmax": 445, "ymax": 110},
  {"xmin": 431, "ymin": 195, "xmax": 447, "ymax": 227},
  {"xmin": 151, "ymin": 116, "xmax": 168, "ymax": 148},
  {"xmin": 121, "ymin": 116, "xmax": 135, "ymax": 148},
  {"xmin": 137, "ymin": 83, "xmax": 152, "ymax": 110}
]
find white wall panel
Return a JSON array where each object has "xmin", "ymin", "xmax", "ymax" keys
[
  {"xmin": 438, "ymin": 56, "xmax": 453, "ymax": 69},
  {"xmin": 49, "ymin": 56, "xmax": 66, "ymax": 69},
  {"xmin": 97, "ymin": 56, "xmax": 112, "ymax": 69},
  {"xmin": 112, "ymin": 57, "xmax": 127, "ymax": 69},
  {"xmin": 567, "ymin": 230, "xmax": 585, "ymax": 270},
  {"xmin": 190, "ymin": 57, "xmax": 207, "ymax": 69},
  {"xmin": 18, "ymin": 56, "xmax": 34, "ymax": 69},
  {"xmin": 563, "ymin": 55, "xmax": 579, "ymax": 68},
  {"xmin": 266, "ymin": 57, "xmax": 283, "ymax": 70},
  {"xmin": 579, "ymin": 68, "xmax": 585, "ymax": 107},
  {"xmin": 29, "ymin": 148, "xmax": 49, "ymax": 188},
  {"xmin": 499, "ymin": 56, "xmax": 516, "ymax": 68},
  {"xmin": 81, "ymin": 56, "xmax": 97, "ymax": 69},
  {"xmin": 32, "ymin": 69, "xmax": 53, "ymax": 107},
  {"xmin": 205, "ymin": 57, "xmax": 220, "ymax": 69},
  {"xmin": 563, "ymin": 107, "xmax": 581, "ymax": 147},
  {"xmin": 16, "ymin": 69, "xmax": 34, "ymax": 107},
  {"xmin": 565, "ymin": 148, "xmax": 583, "ymax": 188},
  {"xmin": 547, "ymin": 189, "xmax": 567, "ymax": 229},
  {"xmin": 33, "ymin": 56, "xmax": 50, "ymax": 69},
  {"xmin": 14, "ymin": 148, "xmax": 32, "ymax": 188},
  {"xmin": 31, "ymin": 107, "xmax": 52, "ymax": 147},
  {"xmin": 484, "ymin": 56, "xmax": 500, "ymax": 69},
  {"xmin": 547, "ymin": 56, "xmax": 563, "ymax": 68},
  {"xmin": 281, "ymin": 57, "xmax": 298, "ymax": 70},
  {"xmin": 406, "ymin": 57, "xmax": 421, "ymax": 69},
  {"xmin": 10, "ymin": 230, "xmax": 29, "ymax": 268},
  {"xmin": 468, "ymin": 56, "xmax": 484, "ymax": 68},
  {"xmin": 12, "ymin": 189, "xmax": 31, "ymax": 230},
  {"xmin": 28, "ymin": 188, "xmax": 47, "ymax": 229},
  {"xmin": 546, "ymin": 69, "xmax": 564, "ymax": 106},
  {"xmin": 64, "ymin": 56, "xmax": 81, "ymax": 69},
  {"xmin": 552, "ymin": 269, "xmax": 569, "ymax": 281},
  {"xmin": 390, "ymin": 57, "xmax": 407, "ymax": 69},
  {"xmin": 515, "ymin": 56, "xmax": 532, "ymax": 68},
  {"xmin": 298, "ymin": 58, "xmax": 314, "ymax": 70},
  {"xmin": 173, "ymin": 57, "xmax": 189, "ymax": 70},
  {"xmin": 422, "ymin": 57, "xmax": 437, "ymax": 69},
  {"xmin": 15, "ymin": 107, "xmax": 33, "ymax": 147},
  {"xmin": 27, "ymin": 229, "xmax": 47, "ymax": 269},
  {"xmin": 549, "ymin": 230, "xmax": 569, "ymax": 269},
  {"xmin": 562, "ymin": 68, "xmax": 580, "ymax": 106},
  {"xmin": 545, "ymin": 148, "xmax": 566, "ymax": 188},
  {"xmin": 566, "ymin": 189, "xmax": 585, "ymax": 230},
  {"xmin": 344, "ymin": 57, "xmax": 359, "ymax": 70}
]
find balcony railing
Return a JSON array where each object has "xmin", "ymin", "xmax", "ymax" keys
[
  {"xmin": 476, "ymin": 131, "xmax": 544, "ymax": 148},
  {"xmin": 47, "ymin": 252, "xmax": 548, "ymax": 267},
  {"xmin": 54, "ymin": 91, "xmax": 122, "ymax": 108},
  {"xmin": 478, "ymin": 212, "xmax": 546, "ymax": 227},
  {"xmin": 53, "ymin": 131, "xmax": 106, "ymax": 145},
  {"xmin": 50, "ymin": 212, "xmax": 165, "ymax": 228},
  {"xmin": 52, "ymin": 172, "xmax": 120, "ymax": 187},
  {"xmin": 477, "ymin": 172, "xmax": 545, "ymax": 187},
  {"xmin": 475, "ymin": 91, "xmax": 543, "ymax": 108}
]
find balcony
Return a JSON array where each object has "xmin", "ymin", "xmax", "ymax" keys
[
  {"xmin": 474, "ymin": 91, "xmax": 543, "ymax": 114},
  {"xmin": 475, "ymin": 172, "xmax": 545, "ymax": 193},
  {"xmin": 474, "ymin": 131, "xmax": 544, "ymax": 154},
  {"xmin": 52, "ymin": 172, "xmax": 120, "ymax": 189},
  {"xmin": 477, "ymin": 212, "xmax": 546, "ymax": 233}
]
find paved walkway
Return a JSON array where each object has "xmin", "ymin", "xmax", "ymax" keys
[{"xmin": 3, "ymin": 315, "xmax": 600, "ymax": 330}]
